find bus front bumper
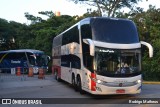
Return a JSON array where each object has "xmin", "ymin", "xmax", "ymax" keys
[{"xmin": 87, "ymin": 83, "xmax": 142, "ymax": 95}]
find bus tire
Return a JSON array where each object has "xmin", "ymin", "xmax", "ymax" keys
[
  {"xmin": 77, "ymin": 76, "xmax": 85, "ymax": 94},
  {"xmin": 72, "ymin": 75, "xmax": 78, "ymax": 91}
]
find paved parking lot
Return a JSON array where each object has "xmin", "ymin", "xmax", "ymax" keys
[
  {"xmin": 0, "ymin": 74, "xmax": 54, "ymax": 89},
  {"xmin": 1, "ymin": 73, "xmax": 160, "ymax": 89},
  {"xmin": 0, "ymin": 73, "xmax": 160, "ymax": 107}
]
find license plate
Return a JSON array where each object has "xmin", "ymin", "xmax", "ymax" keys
[{"xmin": 116, "ymin": 89, "xmax": 125, "ymax": 94}]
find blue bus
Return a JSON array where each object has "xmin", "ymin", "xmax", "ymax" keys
[{"xmin": 0, "ymin": 49, "xmax": 50, "ymax": 74}]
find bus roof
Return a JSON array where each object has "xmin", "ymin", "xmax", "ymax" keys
[
  {"xmin": 53, "ymin": 17, "xmax": 132, "ymax": 40},
  {"xmin": 80, "ymin": 17, "xmax": 131, "ymax": 21},
  {"xmin": 0, "ymin": 49, "xmax": 44, "ymax": 54}
]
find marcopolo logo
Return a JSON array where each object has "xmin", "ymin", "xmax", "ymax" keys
[{"xmin": 2, "ymin": 99, "xmax": 11, "ymax": 104}]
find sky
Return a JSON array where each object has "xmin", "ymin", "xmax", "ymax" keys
[{"xmin": 0, "ymin": 0, "xmax": 160, "ymax": 24}]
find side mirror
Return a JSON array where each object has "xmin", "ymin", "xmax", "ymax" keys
[
  {"xmin": 45, "ymin": 55, "xmax": 51, "ymax": 65},
  {"xmin": 140, "ymin": 41, "xmax": 153, "ymax": 58},
  {"xmin": 47, "ymin": 56, "xmax": 51, "ymax": 61},
  {"xmin": 83, "ymin": 39, "xmax": 95, "ymax": 56}
]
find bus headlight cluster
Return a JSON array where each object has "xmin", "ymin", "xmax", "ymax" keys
[
  {"xmin": 136, "ymin": 79, "xmax": 142, "ymax": 84},
  {"xmin": 97, "ymin": 79, "xmax": 103, "ymax": 84},
  {"xmin": 90, "ymin": 77, "xmax": 105, "ymax": 84}
]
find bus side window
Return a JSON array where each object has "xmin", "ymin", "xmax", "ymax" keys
[
  {"xmin": 81, "ymin": 24, "xmax": 93, "ymax": 72},
  {"xmin": 29, "ymin": 57, "xmax": 35, "ymax": 66},
  {"xmin": 81, "ymin": 24, "xmax": 92, "ymax": 39},
  {"xmin": 71, "ymin": 55, "xmax": 81, "ymax": 69},
  {"xmin": 62, "ymin": 26, "xmax": 79, "ymax": 45},
  {"xmin": 61, "ymin": 55, "xmax": 70, "ymax": 67},
  {"xmin": 61, "ymin": 55, "xmax": 81, "ymax": 69}
]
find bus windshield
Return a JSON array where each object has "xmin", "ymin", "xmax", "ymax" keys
[
  {"xmin": 91, "ymin": 18, "xmax": 139, "ymax": 44},
  {"xmin": 36, "ymin": 54, "xmax": 48, "ymax": 66},
  {"xmin": 27, "ymin": 53, "xmax": 48, "ymax": 67},
  {"xmin": 94, "ymin": 47, "xmax": 141, "ymax": 77}
]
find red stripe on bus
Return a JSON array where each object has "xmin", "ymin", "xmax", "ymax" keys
[{"xmin": 91, "ymin": 73, "xmax": 96, "ymax": 91}]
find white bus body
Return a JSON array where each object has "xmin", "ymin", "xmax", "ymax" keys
[{"xmin": 52, "ymin": 17, "xmax": 153, "ymax": 95}]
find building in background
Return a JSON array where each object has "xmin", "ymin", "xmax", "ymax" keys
[{"xmin": 55, "ymin": 11, "xmax": 61, "ymax": 16}]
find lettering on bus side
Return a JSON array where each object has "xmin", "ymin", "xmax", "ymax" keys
[{"xmin": 11, "ymin": 60, "xmax": 21, "ymax": 64}]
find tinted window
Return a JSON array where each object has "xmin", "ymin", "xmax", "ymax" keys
[
  {"xmin": 62, "ymin": 26, "xmax": 79, "ymax": 45},
  {"xmin": 61, "ymin": 55, "xmax": 81, "ymax": 69},
  {"xmin": 91, "ymin": 18, "xmax": 139, "ymax": 44},
  {"xmin": 83, "ymin": 49, "xmax": 94, "ymax": 72},
  {"xmin": 26, "ymin": 52, "xmax": 36, "ymax": 66},
  {"xmin": 5, "ymin": 52, "xmax": 26, "ymax": 60},
  {"xmin": 53, "ymin": 35, "xmax": 62, "ymax": 47},
  {"xmin": 81, "ymin": 24, "xmax": 92, "ymax": 39},
  {"xmin": 36, "ymin": 54, "xmax": 48, "ymax": 66},
  {"xmin": 81, "ymin": 24, "xmax": 93, "ymax": 72}
]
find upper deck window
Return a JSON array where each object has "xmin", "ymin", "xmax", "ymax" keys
[
  {"xmin": 91, "ymin": 18, "xmax": 139, "ymax": 44},
  {"xmin": 62, "ymin": 26, "xmax": 79, "ymax": 45}
]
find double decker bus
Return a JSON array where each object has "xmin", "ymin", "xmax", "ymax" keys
[
  {"xmin": 0, "ymin": 49, "xmax": 50, "ymax": 74},
  {"xmin": 52, "ymin": 17, "xmax": 153, "ymax": 95}
]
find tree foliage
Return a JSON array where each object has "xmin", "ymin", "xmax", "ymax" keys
[
  {"xmin": 38, "ymin": 11, "xmax": 55, "ymax": 18},
  {"xmin": 133, "ymin": 6, "xmax": 160, "ymax": 81},
  {"xmin": 70, "ymin": 0, "xmax": 142, "ymax": 17},
  {"xmin": 0, "ymin": 18, "xmax": 28, "ymax": 50}
]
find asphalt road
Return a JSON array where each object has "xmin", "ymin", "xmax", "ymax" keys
[{"xmin": 0, "ymin": 75, "xmax": 160, "ymax": 107}]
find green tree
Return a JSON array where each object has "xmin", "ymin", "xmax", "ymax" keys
[
  {"xmin": 0, "ymin": 19, "xmax": 25, "ymax": 50},
  {"xmin": 24, "ymin": 12, "xmax": 44, "ymax": 24},
  {"xmin": 38, "ymin": 11, "xmax": 55, "ymax": 18},
  {"xmin": 132, "ymin": 5, "xmax": 160, "ymax": 81},
  {"xmin": 23, "ymin": 14, "xmax": 77, "ymax": 57},
  {"xmin": 70, "ymin": 0, "xmax": 142, "ymax": 17}
]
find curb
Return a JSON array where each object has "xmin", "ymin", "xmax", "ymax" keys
[{"xmin": 142, "ymin": 81, "xmax": 160, "ymax": 84}]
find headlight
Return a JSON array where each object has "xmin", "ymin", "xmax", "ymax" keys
[
  {"xmin": 136, "ymin": 79, "xmax": 142, "ymax": 84},
  {"xmin": 90, "ymin": 77, "xmax": 104, "ymax": 84},
  {"xmin": 97, "ymin": 79, "xmax": 102, "ymax": 84},
  {"xmin": 89, "ymin": 75, "xmax": 105, "ymax": 84}
]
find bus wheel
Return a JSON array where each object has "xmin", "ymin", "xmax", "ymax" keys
[
  {"xmin": 77, "ymin": 76, "xmax": 85, "ymax": 94},
  {"xmin": 72, "ymin": 75, "xmax": 78, "ymax": 91}
]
